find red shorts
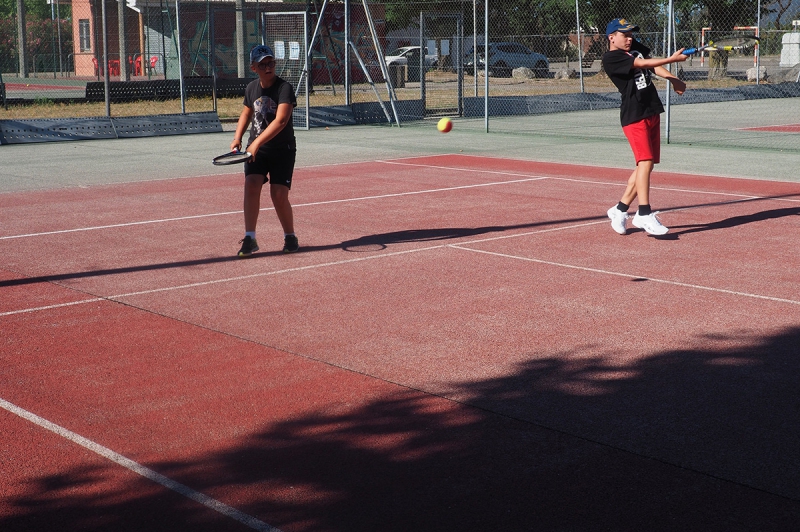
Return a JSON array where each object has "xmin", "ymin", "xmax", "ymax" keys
[{"xmin": 622, "ymin": 114, "xmax": 661, "ymax": 165}]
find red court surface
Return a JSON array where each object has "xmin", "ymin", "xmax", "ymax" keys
[
  {"xmin": 2, "ymin": 155, "xmax": 800, "ymax": 531},
  {"xmin": 740, "ymin": 123, "xmax": 800, "ymax": 133}
]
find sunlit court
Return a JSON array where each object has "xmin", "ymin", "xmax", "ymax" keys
[{"xmin": 2, "ymin": 120, "xmax": 800, "ymax": 530}]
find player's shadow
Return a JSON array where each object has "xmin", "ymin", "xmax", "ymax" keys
[
  {"xmin": 0, "ymin": 214, "xmax": 605, "ymax": 288},
  {"xmin": 340, "ymin": 226, "xmax": 506, "ymax": 251},
  {"xmin": 650, "ymin": 206, "xmax": 800, "ymax": 240},
  {"xmin": 3, "ymin": 199, "xmax": 797, "ymax": 288}
]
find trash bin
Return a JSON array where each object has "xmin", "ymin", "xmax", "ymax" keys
[
  {"xmin": 388, "ymin": 63, "xmax": 406, "ymax": 88},
  {"xmin": 779, "ymin": 33, "xmax": 800, "ymax": 67}
]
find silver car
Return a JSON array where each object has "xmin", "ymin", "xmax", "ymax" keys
[{"xmin": 466, "ymin": 42, "xmax": 549, "ymax": 78}]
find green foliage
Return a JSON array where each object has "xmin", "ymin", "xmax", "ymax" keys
[
  {"xmin": 0, "ymin": 17, "xmax": 73, "ymax": 72},
  {"xmin": 0, "ymin": 0, "xmax": 54, "ymax": 20}
]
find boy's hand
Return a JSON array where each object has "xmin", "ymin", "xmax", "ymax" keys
[
  {"xmin": 671, "ymin": 49, "xmax": 688, "ymax": 63},
  {"xmin": 671, "ymin": 77, "xmax": 686, "ymax": 95}
]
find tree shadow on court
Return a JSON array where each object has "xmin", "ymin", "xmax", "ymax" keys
[{"xmin": 3, "ymin": 327, "xmax": 800, "ymax": 531}]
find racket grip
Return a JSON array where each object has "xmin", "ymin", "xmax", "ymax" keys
[{"xmin": 682, "ymin": 47, "xmax": 698, "ymax": 55}]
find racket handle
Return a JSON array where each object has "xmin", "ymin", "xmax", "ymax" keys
[{"xmin": 682, "ymin": 47, "xmax": 698, "ymax": 55}]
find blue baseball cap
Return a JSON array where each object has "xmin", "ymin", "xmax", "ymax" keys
[
  {"xmin": 250, "ymin": 45, "xmax": 275, "ymax": 63},
  {"xmin": 606, "ymin": 18, "xmax": 640, "ymax": 36}
]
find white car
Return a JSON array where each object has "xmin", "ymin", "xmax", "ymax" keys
[
  {"xmin": 384, "ymin": 46, "xmax": 438, "ymax": 68},
  {"xmin": 465, "ymin": 42, "xmax": 549, "ymax": 78},
  {"xmin": 384, "ymin": 46, "xmax": 438, "ymax": 82}
]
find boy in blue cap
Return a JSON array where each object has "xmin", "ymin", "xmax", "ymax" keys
[
  {"xmin": 231, "ymin": 44, "xmax": 299, "ymax": 256},
  {"xmin": 602, "ymin": 18, "xmax": 687, "ymax": 236}
]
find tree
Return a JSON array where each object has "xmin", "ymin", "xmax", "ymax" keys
[{"xmin": 0, "ymin": 0, "xmax": 52, "ymax": 20}]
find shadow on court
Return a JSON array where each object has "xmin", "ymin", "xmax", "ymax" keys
[
  {"xmin": 0, "ymin": 214, "xmax": 606, "ymax": 289},
  {"xmin": 666, "ymin": 206, "xmax": 800, "ymax": 237},
  {"xmin": 3, "ymin": 326, "xmax": 799, "ymax": 531},
  {"xmin": 4, "ymin": 195, "xmax": 798, "ymax": 289}
]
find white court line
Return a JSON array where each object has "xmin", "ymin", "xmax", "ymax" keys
[
  {"xmin": 0, "ymin": 397, "xmax": 279, "ymax": 532},
  {"xmin": 448, "ymin": 245, "xmax": 800, "ymax": 306},
  {"xmin": 0, "ymin": 245, "xmax": 443, "ymax": 317},
  {"xmin": 4, "ymin": 214, "xmax": 798, "ymax": 317},
  {"xmin": 382, "ymin": 160, "xmax": 800, "ymax": 203},
  {"xmin": 4, "ymin": 159, "xmax": 798, "ymax": 241},
  {"xmin": 0, "ymin": 175, "xmax": 550, "ymax": 241}
]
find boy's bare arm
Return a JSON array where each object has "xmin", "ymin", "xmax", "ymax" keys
[
  {"xmin": 633, "ymin": 49, "xmax": 687, "ymax": 70},
  {"xmin": 653, "ymin": 65, "xmax": 687, "ymax": 94},
  {"xmin": 231, "ymin": 106, "xmax": 252, "ymax": 151}
]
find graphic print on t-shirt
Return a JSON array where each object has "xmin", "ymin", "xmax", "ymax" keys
[
  {"xmin": 631, "ymin": 50, "xmax": 652, "ymax": 91},
  {"xmin": 252, "ymin": 96, "xmax": 277, "ymax": 137}
]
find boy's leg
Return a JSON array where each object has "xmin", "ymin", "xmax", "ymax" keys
[
  {"xmin": 271, "ymin": 183, "xmax": 299, "ymax": 253},
  {"xmin": 238, "ymin": 174, "xmax": 265, "ymax": 256},
  {"xmin": 270, "ymin": 183, "xmax": 294, "ymax": 234},
  {"xmin": 634, "ymin": 159, "xmax": 654, "ymax": 207},
  {"xmin": 630, "ymin": 159, "xmax": 668, "ymax": 235},
  {"xmin": 243, "ymin": 174, "xmax": 265, "ymax": 232},
  {"xmin": 620, "ymin": 169, "xmax": 638, "ymax": 206}
]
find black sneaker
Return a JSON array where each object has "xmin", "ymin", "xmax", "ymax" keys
[
  {"xmin": 283, "ymin": 234, "xmax": 299, "ymax": 253},
  {"xmin": 237, "ymin": 236, "xmax": 259, "ymax": 257}
]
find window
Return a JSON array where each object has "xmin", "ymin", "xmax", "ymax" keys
[{"xmin": 79, "ymin": 19, "xmax": 91, "ymax": 52}]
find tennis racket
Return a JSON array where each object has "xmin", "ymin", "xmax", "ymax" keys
[
  {"xmin": 212, "ymin": 150, "xmax": 251, "ymax": 165},
  {"xmin": 683, "ymin": 35, "xmax": 759, "ymax": 55}
]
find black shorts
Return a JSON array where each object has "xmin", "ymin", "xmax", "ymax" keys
[{"xmin": 244, "ymin": 144, "xmax": 296, "ymax": 189}]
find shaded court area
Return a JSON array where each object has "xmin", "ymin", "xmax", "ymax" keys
[{"xmin": 2, "ymin": 138, "xmax": 800, "ymax": 530}]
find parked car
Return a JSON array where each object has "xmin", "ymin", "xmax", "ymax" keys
[
  {"xmin": 465, "ymin": 42, "xmax": 549, "ymax": 78},
  {"xmin": 384, "ymin": 46, "xmax": 438, "ymax": 82}
]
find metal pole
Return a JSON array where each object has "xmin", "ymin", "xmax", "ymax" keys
[
  {"xmin": 102, "ymin": 0, "xmax": 111, "ymax": 116},
  {"xmin": 118, "ymin": 0, "xmax": 128, "ymax": 81},
  {"xmin": 56, "ymin": 0, "xmax": 63, "ymax": 76},
  {"xmin": 484, "ymin": 0, "xmax": 488, "ymax": 132},
  {"xmin": 756, "ymin": 0, "xmax": 761, "ymax": 85},
  {"xmin": 175, "ymin": 0, "xmax": 185, "ymax": 113},
  {"xmin": 344, "ymin": 0, "xmax": 350, "ymax": 105},
  {"xmin": 362, "ymin": 0, "xmax": 400, "ymax": 126},
  {"xmin": 16, "ymin": 0, "xmax": 28, "ymax": 78},
  {"xmin": 575, "ymin": 0, "xmax": 584, "ymax": 92},
  {"xmin": 473, "ymin": 0, "xmax": 477, "ymax": 96},
  {"xmin": 235, "ymin": 0, "xmax": 245, "ymax": 78},
  {"xmin": 665, "ymin": 0, "xmax": 673, "ymax": 143},
  {"xmin": 51, "ymin": 0, "xmax": 56, "ymax": 79},
  {"xmin": 420, "ymin": 13, "xmax": 425, "ymax": 106}
]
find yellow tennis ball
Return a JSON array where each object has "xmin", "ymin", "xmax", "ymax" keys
[{"xmin": 437, "ymin": 117, "xmax": 453, "ymax": 133}]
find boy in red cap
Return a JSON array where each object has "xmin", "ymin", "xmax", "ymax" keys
[{"xmin": 602, "ymin": 18, "xmax": 687, "ymax": 236}]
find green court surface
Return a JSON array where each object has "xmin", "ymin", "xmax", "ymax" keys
[{"xmin": 2, "ymin": 109, "xmax": 800, "ymax": 194}]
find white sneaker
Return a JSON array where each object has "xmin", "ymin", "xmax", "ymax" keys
[
  {"xmin": 632, "ymin": 212, "xmax": 669, "ymax": 235},
  {"xmin": 607, "ymin": 206, "xmax": 628, "ymax": 235}
]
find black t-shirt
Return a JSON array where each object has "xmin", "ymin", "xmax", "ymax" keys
[
  {"xmin": 602, "ymin": 48, "xmax": 664, "ymax": 127},
  {"xmin": 243, "ymin": 76, "xmax": 297, "ymax": 150}
]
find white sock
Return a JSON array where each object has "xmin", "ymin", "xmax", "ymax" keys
[{"xmin": 245, "ymin": 231, "xmax": 256, "ymax": 239}]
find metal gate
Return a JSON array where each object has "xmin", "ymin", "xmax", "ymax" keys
[
  {"xmin": 420, "ymin": 12, "xmax": 463, "ymax": 117},
  {"xmin": 262, "ymin": 11, "xmax": 310, "ymax": 130}
]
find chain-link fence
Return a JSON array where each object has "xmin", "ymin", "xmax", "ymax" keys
[{"xmin": 2, "ymin": 0, "xmax": 799, "ymax": 151}]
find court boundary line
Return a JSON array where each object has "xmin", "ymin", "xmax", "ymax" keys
[
  {"xmin": 3, "ymin": 156, "xmax": 798, "ymax": 241},
  {"xmin": 0, "ymin": 397, "xmax": 280, "ymax": 532},
  {"xmin": 0, "ymin": 175, "xmax": 551, "ymax": 241},
  {"xmin": 4, "ymin": 213, "xmax": 798, "ymax": 318}
]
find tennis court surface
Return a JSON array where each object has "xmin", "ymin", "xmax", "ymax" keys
[{"xmin": 2, "ymin": 128, "xmax": 800, "ymax": 531}]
